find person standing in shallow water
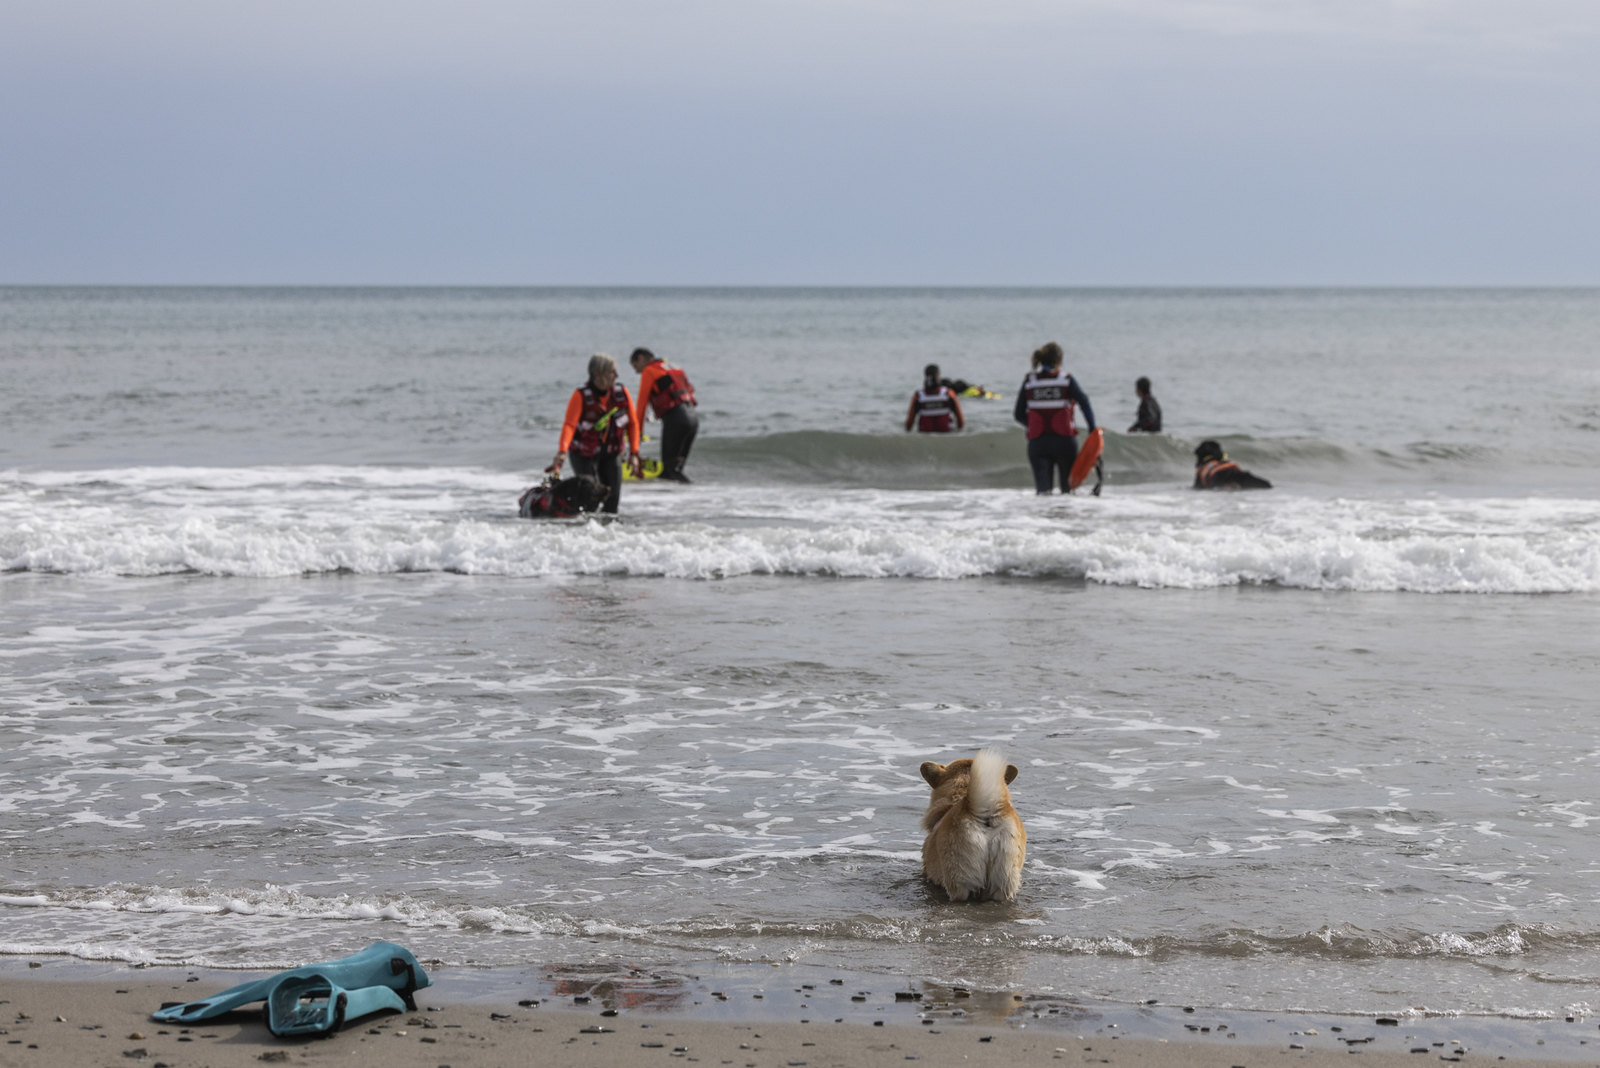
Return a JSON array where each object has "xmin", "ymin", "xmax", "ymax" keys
[
  {"xmin": 905, "ymin": 363, "xmax": 965, "ymax": 433},
  {"xmin": 630, "ymin": 347, "xmax": 699, "ymax": 483},
  {"xmin": 1014, "ymin": 342, "xmax": 1096, "ymax": 494},
  {"xmin": 1128, "ymin": 376, "xmax": 1162, "ymax": 433},
  {"xmin": 546, "ymin": 353, "xmax": 641, "ymax": 514}
]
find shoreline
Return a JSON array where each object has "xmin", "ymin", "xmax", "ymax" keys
[{"xmin": 4, "ymin": 957, "xmax": 1599, "ymax": 1067}]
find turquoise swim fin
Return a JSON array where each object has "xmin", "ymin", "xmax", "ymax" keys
[
  {"xmin": 150, "ymin": 974, "xmax": 281, "ymax": 1024},
  {"xmin": 265, "ymin": 972, "xmax": 408, "ymax": 1036},
  {"xmin": 151, "ymin": 941, "xmax": 430, "ymax": 1034}
]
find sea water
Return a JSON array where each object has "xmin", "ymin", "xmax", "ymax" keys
[{"xmin": 2, "ymin": 287, "xmax": 1598, "ymax": 1021}]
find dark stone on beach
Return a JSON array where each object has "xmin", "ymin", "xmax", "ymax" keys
[
  {"xmin": 123, "ymin": 1050, "xmax": 149, "ymax": 1060},
  {"xmin": 573, "ymin": 996, "xmax": 590, "ymax": 1004},
  {"xmin": 580, "ymin": 1026, "xmax": 614, "ymax": 1034},
  {"xmin": 517, "ymin": 999, "xmax": 537, "ymax": 1007},
  {"xmin": 1377, "ymin": 1017, "xmax": 1399, "ymax": 1026}
]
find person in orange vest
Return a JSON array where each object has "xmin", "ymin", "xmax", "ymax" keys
[
  {"xmin": 905, "ymin": 363, "xmax": 965, "ymax": 433},
  {"xmin": 1013, "ymin": 342, "xmax": 1096, "ymax": 494},
  {"xmin": 545, "ymin": 353, "xmax": 642, "ymax": 514},
  {"xmin": 629, "ymin": 347, "xmax": 699, "ymax": 483}
]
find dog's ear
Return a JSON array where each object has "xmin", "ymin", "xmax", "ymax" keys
[
  {"xmin": 1004, "ymin": 764, "xmax": 1019, "ymax": 784},
  {"xmin": 920, "ymin": 762, "xmax": 945, "ymax": 787}
]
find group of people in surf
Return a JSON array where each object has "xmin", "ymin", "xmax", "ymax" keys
[
  {"xmin": 521, "ymin": 348, "xmax": 699, "ymax": 519},
  {"xmin": 906, "ymin": 345, "xmax": 1271, "ymax": 492},
  {"xmin": 523, "ymin": 339, "xmax": 1270, "ymax": 519}
]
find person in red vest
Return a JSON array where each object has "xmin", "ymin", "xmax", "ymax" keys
[
  {"xmin": 905, "ymin": 363, "xmax": 966, "ymax": 433},
  {"xmin": 545, "ymin": 353, "xmax": 642, "ymax": 514},
  {"xmin": 1013, "ymin": 342, "xmax": 1096, "ymax": 494},
  {"xmin": 629, "ymin": 348, "xmax": 699, "ymax": 483}
]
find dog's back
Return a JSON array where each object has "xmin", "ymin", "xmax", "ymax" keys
[
  {"xmin": 519, "ymin": 474, "xmax": 607, "ymax": 518},
  {"xmin": 919, "ymin": 749, "xmax": 1026, "ymax": 902}
]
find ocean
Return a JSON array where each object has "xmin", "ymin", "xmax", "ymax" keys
[{"xmin": 2, "ymin": 286, "xmax": 1598, "ymax": 1025}]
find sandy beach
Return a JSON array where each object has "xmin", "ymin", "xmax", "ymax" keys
[{"xmin": 5, "ymin": 959, "xmax": 1598, "ymax": 1068}]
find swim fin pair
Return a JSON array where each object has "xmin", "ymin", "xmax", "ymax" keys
[{"xmin": 150, "ymin": 941, "xmax": 430, "ymax": 1037}]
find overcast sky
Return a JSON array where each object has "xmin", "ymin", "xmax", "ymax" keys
[{"xmin": 3, "ymin": 0, "xmax": 1598, "ymax": 285}]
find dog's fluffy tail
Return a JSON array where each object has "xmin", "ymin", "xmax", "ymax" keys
[{"xmin": 967, "ymin": 748, "xmax": 1008, "ymax": 819}]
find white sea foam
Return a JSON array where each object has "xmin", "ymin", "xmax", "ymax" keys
[{"xmin": 3, "ymin": 467, "xmax": 1597, "ymax": 592}]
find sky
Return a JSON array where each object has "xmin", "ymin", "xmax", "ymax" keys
[{"xmin": 3, "ymin": 0, "xmax": 1598, "ymax": 285}]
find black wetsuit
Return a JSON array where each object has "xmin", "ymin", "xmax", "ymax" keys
[
  {"xmin": 659, "ymin": 404, "xmax": 699, "ymax": 482},
  {"xmin": 1129, "ymin": 395, "xmax": 1162, "ymax": 433},
  {"xmin": 570, "ymin": 454, "xmax": 622, "ymax": 513}
]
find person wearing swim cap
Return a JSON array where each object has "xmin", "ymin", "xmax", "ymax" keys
[
  {"xmin": 546, "ymin": 353, "xmax": 642, "ymax": 514},
  {"xmin": 905, "ymin": 363, "xmax": 965, "ymax": 433},
  {"xmin": 629, "ymin": 347, "xmax": 699, "ymax": 483},
  {"xmin": 1014, "ymin": 342, "xmax": 1096, "ymax": 494}
]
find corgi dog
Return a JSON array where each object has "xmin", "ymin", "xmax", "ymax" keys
[{"xmin": 919, "ymin": 748, "xmax": 1026, "ymax": 902}]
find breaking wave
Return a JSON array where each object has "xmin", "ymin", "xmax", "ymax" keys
[{"xmin": 3, "ymin": 465, "xmax": 1597, "ymax": 592}]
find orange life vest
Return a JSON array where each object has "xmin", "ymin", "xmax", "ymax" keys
[
  {"xmin": 1195, "ymin": 460, "xmax": 1241, "ymax": 488},
  {"xmin": 645, "ymin": 364, "xmax": 696, "ymax": 417}
]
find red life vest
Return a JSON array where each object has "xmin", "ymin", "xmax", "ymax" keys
[
  {"xmin": 1023, "ymin": 371, "xmax": 1078, "ymax": 439},
  {"xmin": 519, "ymin": 484, "xmax": 580, "ymax": 519},
  {"xmin": 913, "ymin": 386, "xmax": 958, "ymax": 432},
  {"xmin": 571, "ymin": 383, "xmax": 630, "ymax": 458},
  {"xmin": 647, "ymin": 365, "xmax": 696, "ymax": 417}
]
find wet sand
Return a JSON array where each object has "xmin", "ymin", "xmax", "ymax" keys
[{"xmin": 4, "ymin": 959, "xmax": 1599, "ymax": 1068}]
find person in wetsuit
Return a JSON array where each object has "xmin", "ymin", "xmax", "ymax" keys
[
  {"xmin": 1014, "ymin": 342, "xmax": 1096, "ymax": 494},
  {"xmin": 546, "ymin": 353, "xmax": 642, "ymax": 514},
  {"xmin": 906, "ymin": 363, "xmax": 966, "ymax": 433},
  {"xmin": 1128, "ymin": 376, "xmax": 1162, "ymax": 433},
  {"xmin": 629, "ymin": 348, "xmax": 699, "ymax": 483}
]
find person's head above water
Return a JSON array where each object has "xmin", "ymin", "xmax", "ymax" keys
[
  {"xmin": 1136, "ymin": 376, "xmax": 1151, "ymax": 396},
  {"xmin": 924, "ymin": 363, "xmax": 941, "ymax": 388},
  {"xmin": 1194, "ymin": 440, "xmax": 1225, "ymax": 465},
  {"xmin": 588, "ymin": 352, "xmax": 618, "ymax": 388},
  {"xmin": 1033, "ymin": 342, "xmax": 1063, "ymax": 370},
  {"xmin": 629, "ymin": 347, "xmax": 656, "ymax": 372}
]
